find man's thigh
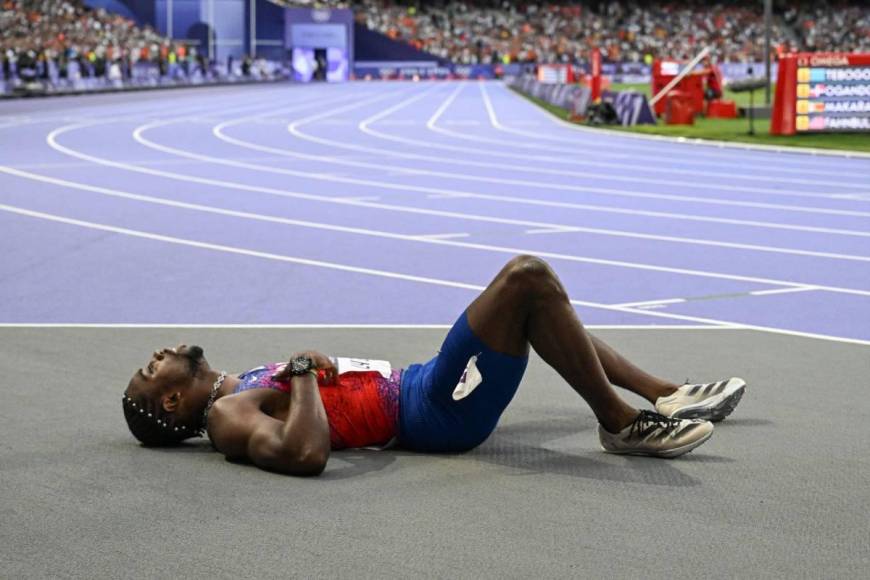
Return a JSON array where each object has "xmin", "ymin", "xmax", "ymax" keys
[{"xmin": 403, "ymin": 311, "xmax": 528, "ymax": 451}]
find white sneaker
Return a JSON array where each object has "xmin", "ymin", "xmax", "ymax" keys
[
  {"xmin": 655, "ymin": 378, "xmax": 746, "ymax": 422},
  {"xmin": 598, "ymin": 410, "xmax": 713, "ymax": 458}
]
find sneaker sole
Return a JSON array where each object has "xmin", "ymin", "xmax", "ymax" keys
[
  {"xmin": 601, "ymin": 428, "xmax": 713, "ymax": 459},
  {"xmin": 671, "ymin": 380, "xmax": 746, "ymax": 422}
]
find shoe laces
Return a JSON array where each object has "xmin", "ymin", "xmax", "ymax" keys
[{"xmin": 628, "ymin": 410, "xmax": 682, "ymax": 438}]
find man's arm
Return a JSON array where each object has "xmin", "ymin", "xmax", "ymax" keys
[{"xmin": 209, "ymin": 373, "xmax": 331, "ymax": 476}]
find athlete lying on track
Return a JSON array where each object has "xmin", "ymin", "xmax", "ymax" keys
[{"xmin": 122, "ymin": 255, "xmax": 746, "ymax": 476}]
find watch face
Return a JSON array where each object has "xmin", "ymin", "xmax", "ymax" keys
[{"xmin": 291, "ymin": 357, "xmax": 312, "ymax": 375}]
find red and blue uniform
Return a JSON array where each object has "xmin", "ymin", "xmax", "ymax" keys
[
  {"xmin": 234, "ymin": 364, "xmax": 401, "ymax": 450},
  {"xmin": 235, "ymin": 312, "xmax": 528, "ymax": 453}
]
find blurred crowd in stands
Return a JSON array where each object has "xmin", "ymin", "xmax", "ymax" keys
[
  {"xmin": 2, "ymin": 0, "xmax": 868, "ymax": 94},
  {"xmin": 1, "ymin": 0, "xmax": 282, "ymax": 94},
  {"xmin": 358, "ymin": 1, "xmax": 870, "ymax": 65}
]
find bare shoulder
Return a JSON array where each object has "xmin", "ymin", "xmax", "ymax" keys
[
  {"xmin": 206, "ymin": 391, "xmax": 280, "ymax": 460},
  {"xmin": 206, "ymin": 389, "xmax": 326, "ymax": 476}
]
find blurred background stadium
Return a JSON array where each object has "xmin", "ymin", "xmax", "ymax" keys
[
  {"xmin": 2, "ymin": 1, "xmax": 867, "ymax": 88},
  {"xmin": 3, "ymin": 0, "xmax": 868, "ymax": 147}
]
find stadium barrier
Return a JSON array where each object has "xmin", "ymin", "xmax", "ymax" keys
[
  {"xmin": 509, "ymin": 76, "xmax": 654, "ymax": 127},
  {"xmin": 510, "ymin": 75, "xmax": 591, "ymax": 116},
  {"xmin": 352, "ymin": 62, "xmax": 533, "ymax": 80},
  {"xmin": 1, "ymin": 61, "xmax": 291, "ymax": 98}
]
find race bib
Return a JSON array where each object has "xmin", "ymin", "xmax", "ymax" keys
[{"xmin": 332, "ymin": 357, "xmax": 393, "ymax": 379}]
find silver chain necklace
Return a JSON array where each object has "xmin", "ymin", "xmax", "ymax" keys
[{"xmin": 199, "ymin": 371, "xmax": 226, "ymax": 434}]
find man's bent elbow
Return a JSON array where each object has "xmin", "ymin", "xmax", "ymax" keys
[{"xmin": 287, "ymin": 449, "xmax": 329, "ymax": 476}]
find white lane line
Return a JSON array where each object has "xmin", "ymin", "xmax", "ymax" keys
[
  {"xmin": 615, "ymin": 284, "xmax": 821, "ymax": 307},
  {"xmin": 284, "ymin": 90, "xmax": 870, "ymax": 218},
  {"xmin": 525, "ymin": 227, "xmax": 582, "ymax": 235},
  {"xmin": 80, "ymin": 103, "xmax": 847, "ymax": 249},
  {"xmin": 413, "ymin": 233, "xmax": 470, "ymax": 240},
  {"xmin": 34, "ymin": 94, "xmax": 863, "ymax": 235},
  {"xmin": 494, "ymin": 82, "xmax": 870, "ymax": 164},
  {"xmin": 29, "ymin": 109, "xmax": 870, "ymax": 290},
  {"xmin": 0, "ymin": 323, "xmax": 456, "ymax": 329},
  {"xmin": 339, "ymin": 196, "xmax": 381, "ymax": 202},
  {"xmin": 362, "ymin": 82, "xmax": 866, "ymax": 200},
  {"xmin": 13, "ymin": 97, "xmax": 870, "ymax": 290},
  {"xmin": 190, "ymin": 87, "xmax": 870, "ymax": 220},
  {"xmin": 206, "ymin": 95, "xmax": 870, "ymax": 233},
  {"xmin": 750, "ymin": 286, "xmax": 820, "ymax": 296},
  {"xmin": 4, "ymin": 201, "xmax": 870, "ymax": 347},
  {"xmin": 50, "ymin": 124, "xmax": 870, "ymax": 263},
  {"xmin": 425, "ymin": 82, "xmax": 466, "ymax": 131},
  {"xmin": 4, "ymin": 163, "xmax": 870, "ymax": 299},
  {"xmin": 0, "ymin": 323, "xmax": 732, "ymax": 330},
  {"xmin": 612, "ymin": 298, "xmax": 687, "ymax": 309},
  {"xmin": 4, "ymin": 156, "xmax": 297, "ymax": 170},
  {"xmin": 404, "ymin": 82, "xmax": 861, "ymax": 191},
  {"xmin": 426, "ymin": 193, "xmax": 470, "ymax": 199},
  {"xmin": 18, "ymin": 117, "xmax": 870, "ymax": 297}
]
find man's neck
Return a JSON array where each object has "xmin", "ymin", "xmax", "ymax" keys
[{"xmin": 199, "ymin": 369, "xmax": 240, "ymax": 405}]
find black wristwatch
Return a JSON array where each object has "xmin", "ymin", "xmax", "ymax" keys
[{"xmin": 289, "ymin": 356, "xmax": 316, "ymax": 376}]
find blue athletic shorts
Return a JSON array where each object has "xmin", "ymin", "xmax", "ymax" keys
[{"xmin": 398, "ymin": 311, "xmax": 529, "ymax": 452}]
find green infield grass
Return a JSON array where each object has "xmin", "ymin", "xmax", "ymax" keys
[{"xmin": 513, "ymin": 84, "xmax": 870, "ymax": 154}]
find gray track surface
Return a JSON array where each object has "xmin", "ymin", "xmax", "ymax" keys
[{"xmin": 1, "ymin": 328, "xmax": 868, "ymax": 578}]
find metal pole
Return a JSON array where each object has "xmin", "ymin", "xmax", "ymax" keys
[
  {"xmin": 250, "ymin": 0, "xmax": 256, "ymax": 57},
  {"xmin": 167, "ymin": 0, "xmax": 173, "ymax": 38},
  {"xmin": 208, "ymin": 0, "xmax": 215, "ymax": 61},
  {"xmin": 764, "ymin": 0, "xmax": 772, "ymax": 104}
]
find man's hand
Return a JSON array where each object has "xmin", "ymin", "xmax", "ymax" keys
[{"xmin": 272, "ymin": 351, "xmax": 337, "ymax": 384}]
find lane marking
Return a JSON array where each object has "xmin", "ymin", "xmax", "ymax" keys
[
  {"xmin": 384, "ymin": 82, "xmax": 862, "ymax": 190},
  {"xmin": 0, "ymin": 324, "xmax": 732, "ymax": 330},
  {"xmin": 613, "ymin": 298, "xmax": 687, "ymax": 309},
  {"xmin": 62, "ymin": 110, "xmax": 866, "ymax": 257},
  {"xmin": 615, "ymin": 286, "xmax": 821, "ymax": 308},
  {"xmin": 424, "ymin": 82, "xmax": 870, "ymax": 188},
  {"xmin": 750, "ymin": 286, "xmax": 821, "ymax": 296},
  {"xmin": 426, "ymin": 193, "xmax": 470, "ymax": 199},
  {"xmin": 0, "ymin": 201, "xmax": 735, "ymax": 324},
  {"xmin": 5, "ymin": 163, "xmax": 870, "ymax": 298},
  {"xmin": 361, "ymin": 82, "xmax": 868, "ymax": 200},
  {"xmin": 3, "ymin": 201, "xmax": 870, "ymax": 347},
  {"xmin": 495, "ymin": 82, "xmax": 870, "ymax": 163},
  {"xmin": 525, "ymin": 227, "xmax": 582, "ymax": 235},
  {"xmin": 413, "ymin": 233, "xmax": 470, "ymax": 240},
  {"xmin": 0, "ymin": 323, "xmax": 457, "ymax": 329},
  {"xmin": 186, "ymin": 87, "xmax": 870, "ymax": 222},
  {"xmin": 282, "ymin": 89, "xmax": 870, "ymax": 218},
  {"xmin": 339, "ymin": 195, "xmax": 381, "ymax": 202}
]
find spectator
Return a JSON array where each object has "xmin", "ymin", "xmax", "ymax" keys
[
  {"xmin": 355, "ymin": 0, "xmax": 869, "ymax": 65},
  {"xmin": 0, "ymin": 0, "xmax": 289, "ymax": 93}
]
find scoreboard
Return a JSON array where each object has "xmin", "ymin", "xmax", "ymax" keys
[{"xmin": 771, "ymin": 53, "xmax": 870, "ymax": 135}]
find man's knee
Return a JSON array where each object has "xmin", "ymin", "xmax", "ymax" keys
[{"xmin": 503, "ymin": 255, "xmax": 564, "ymax": 299}]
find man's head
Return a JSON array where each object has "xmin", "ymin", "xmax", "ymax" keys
[{"xmin": 122, "ymin": 344, "xmax": 211, "ymax": 446}]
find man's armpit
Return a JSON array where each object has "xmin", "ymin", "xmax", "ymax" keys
[{"xmin": 207, "ymin": 398, "xmax": 260, "ymax": 460}]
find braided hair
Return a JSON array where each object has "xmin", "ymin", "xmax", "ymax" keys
[{"xmin": 122, "ymin": 389, "xmax": 201, "ymax": 447}]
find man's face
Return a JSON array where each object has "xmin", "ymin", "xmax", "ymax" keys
[{"xmin": 129, "ymin": 344, "xmax": 207, "ymax": 393}]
